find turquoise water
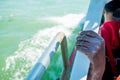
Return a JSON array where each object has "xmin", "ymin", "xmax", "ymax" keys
[{"xmin": 0, "ymin": 0, "xmax": 90, "ymax": 80}]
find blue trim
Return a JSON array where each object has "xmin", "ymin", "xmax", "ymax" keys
[{"xmin": 26, "ymin": 63, "xmax": 46, "ymax": 80}]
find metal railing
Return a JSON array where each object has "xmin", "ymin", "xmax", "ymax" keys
[{"xmin": 26, "ymin": 32, "xmax": 70, "ymax": 80}]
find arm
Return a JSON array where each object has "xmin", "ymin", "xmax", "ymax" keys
[{"xmin": 76, "ymin": 30, "xmax": 105, "ymax": 80}]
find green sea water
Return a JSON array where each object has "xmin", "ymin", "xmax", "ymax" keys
[{"xmin": 0, "ymin": 0, "xmax": 90, "ymax": 80}]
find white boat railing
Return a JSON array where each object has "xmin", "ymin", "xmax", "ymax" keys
[
  {"xmin": 26, "ymin": 0, "xmax": 111, "ymax": 80},
  {"xmin": 26, "ymin": 32, "xmax": 70, "ymax": 80},
  {"xmin": 70, "ymin": 0, "xmax": 106, "ymax": 79}
]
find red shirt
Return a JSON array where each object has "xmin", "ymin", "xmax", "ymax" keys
[
  {"xmin": 101, "ymin": 21, "xmax": 120, "ymax": 49},
  {"xmin": 101, "ymin": 21, "xmax": 120, "ymax": 76}
]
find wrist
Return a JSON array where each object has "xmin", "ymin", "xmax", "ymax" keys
[
  {"xmin": 87, "ymin": 63, "xmax": 104, "ymax": 80},
  {"xmin": 87, "ymin": 69, "xmax": 103, "ymax": 80}
]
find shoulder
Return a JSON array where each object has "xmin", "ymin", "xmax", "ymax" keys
[
  {"xmin": 100, "ymin": 22, "xmax": 111, "ymax": 31},
  {"xmin": 101, "ymin": 21, "xmax": 120, "ymax": 28},
  {"xmin": 100, "ymin": 22, "xmax": 114, "ymax": 35}
]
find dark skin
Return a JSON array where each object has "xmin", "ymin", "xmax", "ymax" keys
[{"xmin": 76, "ymin": 30, "xmax": 105, "ymax": 80}]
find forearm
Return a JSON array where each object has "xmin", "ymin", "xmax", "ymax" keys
[
  {"xmin": 87, "ymin": 63, "xmax": 104, "ymax": 80},
  {"xmin": 88, "ymin": 70, "xmax": 103, "ymax": 80},
  {"xmin": 87, "ymin": 46, "xmax": 105, "ymax": 80}
]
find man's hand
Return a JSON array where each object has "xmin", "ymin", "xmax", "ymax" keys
[{"xmin": 76, "ymin": 30, "xmax": 105, "ymax": 80}]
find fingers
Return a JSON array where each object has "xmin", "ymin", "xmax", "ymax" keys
[
  {"xmin": 78, "ymin": 30, "xmax": 103, "ymax": 40},
  {"xmin": 77, "ymin": 31, "xmax": 99, "ymax": 45},
  {"xmin": 76, "ymin": 34, "xmax": 91, "ymax": 55},
  {"xmin": 78, "ymin": 30, "xmax": 96, "ymax": 38},
  {"xmin": 77, "ymin": 35, "xmax": 90, "ymax": 43},
  {"xmin": 76, "ymin": 30, "xmax": 103, "ymax": 58},
  {"xmin": 77, "ymin": 30, "xmax": 104, "ymax": 44},
  {"xmin": 76, "ymin": 41, "xmax": 89, "ymax": 48},
  {"xmin": 76, "ymin": 39, "xmax": 97, "ymax": 56}
]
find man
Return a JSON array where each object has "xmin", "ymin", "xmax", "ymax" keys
[{"xmin": 100, "ymin": 0, "xmax": 120, "ymax": 79}]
